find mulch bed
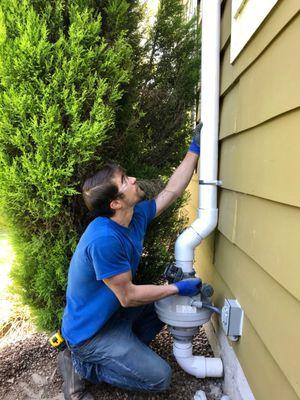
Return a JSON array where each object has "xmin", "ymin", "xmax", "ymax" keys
[{"xmin": 0, "ymin": 327, "xmax": 224, "ymax": 400}]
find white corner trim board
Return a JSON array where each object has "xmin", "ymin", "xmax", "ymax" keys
[
  {"xmin": 230, "ymin": 0, "xmax": 279, "ymax": 63},
  {"xmin": 204, "ymin": 316, "xmax": 255, "ymax": 400}
]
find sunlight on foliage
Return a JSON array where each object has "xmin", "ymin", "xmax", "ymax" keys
[
  {"xmin": 0, "ymin": 231, "xmax": 36, "ymax": 348},
  {"xmin": 0, "ymin": 0, "xmax": 200, "ymax": 331}
]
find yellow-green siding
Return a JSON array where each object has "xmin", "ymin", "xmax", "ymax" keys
[{"xmin": 189, "ymin": 1, "xmax": 300, "ymax": 399}]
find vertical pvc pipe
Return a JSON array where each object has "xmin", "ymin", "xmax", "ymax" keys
[
  {"xmin": 174, "ymin": 0, "xmax": 221, "ymax": 271},
  {"xmin": 199, "ymin": 0, "xmax": 220, "ymax": 210}
]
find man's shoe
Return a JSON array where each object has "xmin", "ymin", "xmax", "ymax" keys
[{"xmin": 58, "ymin": 348, "xmax": 94, "ymax": 400}]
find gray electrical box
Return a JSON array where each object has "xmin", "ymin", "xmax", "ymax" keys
[{"xmin": 221, "ymin": 299, "xmax": 244, "ymax": 338}]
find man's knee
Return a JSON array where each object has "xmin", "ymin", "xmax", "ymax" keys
[{"xmin": 149, "ymin": 361, "xmax": 172, "ymax": 392}]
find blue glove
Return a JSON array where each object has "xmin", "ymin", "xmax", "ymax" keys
[
  {"xmin": 188, "ymin": 122, "xmax": 202, "ymax": 155},
  {"xmin": 173, "ymin": 278, "xmax": 202, "ymax": 296}
]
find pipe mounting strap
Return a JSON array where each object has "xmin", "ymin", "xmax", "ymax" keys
[{"xmin": 199, "ymin": 180, "xmax": 222, "ymax": 186}]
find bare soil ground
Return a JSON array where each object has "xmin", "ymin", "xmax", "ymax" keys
[{"xmin": 0, "ymin": 327, "xmax": 224, "ymax": 400}]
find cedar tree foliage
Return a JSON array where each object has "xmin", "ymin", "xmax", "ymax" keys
[{"xmin": 0, "ymin": 0, "xmax": 200, "ymax": 330}]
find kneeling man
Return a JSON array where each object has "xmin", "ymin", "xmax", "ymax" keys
[{"xmin": 59, "ymin": 128, "xmax": 202, "ymax": 399}]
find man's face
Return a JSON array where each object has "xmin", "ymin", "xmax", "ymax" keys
[{"xmin": 113, "ymin": 170, "xmax": 145, "ymax": 208}]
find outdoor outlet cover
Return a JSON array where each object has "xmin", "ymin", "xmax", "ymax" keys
[{"xmin": 221, "ymin": 299, "xmax": 244, "ymax": 339}]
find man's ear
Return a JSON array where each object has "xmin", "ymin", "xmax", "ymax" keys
[{"xmin": 110, "ymin": 199, "xmax": 122, "ymax": 211}]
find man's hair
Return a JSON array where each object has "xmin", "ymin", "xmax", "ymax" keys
[{"xmin": 82, "ymin": 163, "xmax": 125, "ymax": 218}]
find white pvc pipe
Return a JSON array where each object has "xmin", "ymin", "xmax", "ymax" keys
[
  {"xmin": 170, "ymin": 0, "xmax": 222, "ymax": 381},
  {"xmin": 173, "ymin": 341, "xmax": 223, "ymax": 378},
  {"xmin": 175, "ymin": 0, "xmax": 221, "ymax": 273}
]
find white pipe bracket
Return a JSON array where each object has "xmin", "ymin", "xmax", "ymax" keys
[{"xmin": 199, "ymin": 180, "xmax": 222, "ymax": 186}]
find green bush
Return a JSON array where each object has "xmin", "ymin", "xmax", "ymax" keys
[{"xmin": 0, "ymin": 0, "xmax": 200, "ymax": 331}]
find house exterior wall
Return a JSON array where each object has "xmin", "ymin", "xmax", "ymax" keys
[{"xmin": 188, "ymin": 1, "xmax": 300, "ymax": 399}]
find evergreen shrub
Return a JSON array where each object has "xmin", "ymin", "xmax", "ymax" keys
[{"xmin": 0, "ymin": 0, "xmax": 200, "ymax": 330}]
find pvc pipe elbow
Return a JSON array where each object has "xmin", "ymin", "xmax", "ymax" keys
[
  {"xmin": 173, "ymin": 341, "xmax": 223, "ymax": 379},
  {"xmin": 192, "ymin": 208, "xmax": 218, "ymax": 238},
  {"xmin": 175, "ymin": 209, "xmax": 218, "ymax": 266},
  {"xmin": 175, "ymin": 226, "xmax": 202, "ymax": 263}
]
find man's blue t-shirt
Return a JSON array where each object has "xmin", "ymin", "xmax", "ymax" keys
[{"xmin": 61, "ymin": 199, "xmax": 156, "ymax": 346}]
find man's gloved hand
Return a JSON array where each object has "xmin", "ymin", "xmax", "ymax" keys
[
  {"xmin": 188, "ymin": 122, "xmax": 203, "ymax": 155},
  {"xmin": 173, "ymin": 278, "xmax": 202, "ymax": 296}
]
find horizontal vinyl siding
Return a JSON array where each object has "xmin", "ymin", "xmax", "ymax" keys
[
  {"xmin": 220, "ymin": 11, "xmax": 300, "ymax": 136},
  {"xmin": 218, "ymin": 189, "xmax": 300, "ymax": 301},
  {"xmin": 196, "ymin": 239, "xmax": 299, "ymax": 400},
  {"xmin": 220, "ymin": 0, "xmax": 231, "ymax": 50},
  {"xmin": 220, "ymin": 0, "xmax": 300, "ymax": 95},
  {"xmin": 219, "ymin": 109, "xmax": 300, "ymax": 207},
  {"xmin": 214, "ymin": 234, "xmax": 300, "ymax": 397},
  {"xmin": 236, "ymin": 314, "xmax": 300, "ymax": 400},
  {"xmin": 193, "ymin": 1, "xmax": 300, "ymax": 399}
]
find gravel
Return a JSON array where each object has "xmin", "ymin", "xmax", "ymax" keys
[{"xmin": 0, "ymin": 327, "xmax": 224, "ymax": 400}]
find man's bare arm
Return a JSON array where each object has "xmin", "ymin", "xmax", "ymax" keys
[
  {"xmin": 103, "ymin": 270, "xmax": 178, "ymax": 307},
  {"xmin": 155, "ymin": 151, "xmax": 198, "ymax": 217}
]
